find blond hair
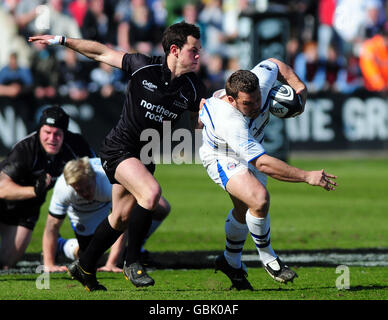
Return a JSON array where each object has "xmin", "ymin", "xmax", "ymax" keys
[{"xmin": 63, "ymin": 157, "xmax": 95, "ymax": 185}]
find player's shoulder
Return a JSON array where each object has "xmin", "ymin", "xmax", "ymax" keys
[
  {"xmin": 52, "ymin": 174, "xmax": 73, "ymax": 197},
  {"xmin": 122, "ymin": 53, "xmax": 163, "ymax": 74},
  {"xmin": 63, "ymin": 131, "xmax": 93, "ymax": 156},
  {"xmin": 3, "ymin": 131, "xmax": 38, "ymax": 164}
]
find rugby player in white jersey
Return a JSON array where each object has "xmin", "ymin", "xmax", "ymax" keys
[
  {"xmin": 199, "ymin": 58, "xmax": 337, "ymax": 290},
  {"xmin": 42, "ymin": 157, "xmax": 170, "ymax": 273}
]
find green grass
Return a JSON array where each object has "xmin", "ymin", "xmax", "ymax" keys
[
  {"xmin": 2, "ymin": 158, "xmax": 388, "ymax": 301},
  {"xmin": 1, "ymin": 267, "xmax": 388, "ymax": 300}
]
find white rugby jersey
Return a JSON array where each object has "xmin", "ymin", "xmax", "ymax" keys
[
  {"xmin": 48, "ymin": 158, "xmax": 112, "ymax": 236},
  {"xmin": 199, "ymin": 59, "xmax": 279, "ymax": 164}
]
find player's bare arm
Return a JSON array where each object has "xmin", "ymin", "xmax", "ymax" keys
[
  {"xmin": 0, "ymin": 171, "xmax": 36, "ymax": 200},
  {"xmin": 252, "ymin": 154, "xmax": 337, "ymax": 191},
  {"xmin": 42, "ymin": 214, "xmax": 67, "ymax": 272},
  {"xmin": 268, "ymin": 57, "xmax": 307, "ymax": 110},
  {"xmin": 28, "ymin": 35, "xmax": 125, "ymax": 69}
]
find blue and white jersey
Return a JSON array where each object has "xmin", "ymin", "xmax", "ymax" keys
[
  {"xmin": 199, "ymin": 59, "xmax": 279, "ymax": 165},
  {"xmin": 48, "ymin": 158, "xmax": 112, "ymax": 236}
]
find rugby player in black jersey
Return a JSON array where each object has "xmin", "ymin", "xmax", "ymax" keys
[
  {"xmin": 29, "ymin": 21, "xmax": 206, "ymax": 291},
  {"xmin": 0, "ymin": 106, "xmax": 95, "ymax": 269}
]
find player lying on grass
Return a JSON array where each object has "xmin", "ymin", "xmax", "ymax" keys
[
  {"xmin": 42, "ymin": 157, "xmax": 170, "ymax": 273},
  {"xmin": 198, "ymin": 60, "xmax": 337, "ymax": 290}
]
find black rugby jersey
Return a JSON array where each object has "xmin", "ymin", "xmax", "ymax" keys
[
  {"xmin": 0, "ymin": 131, "xmax": 95, "ymax": 212},
  {"xmin": 104, "ymin": 53, "xmax": 206, "ymax": 149}
]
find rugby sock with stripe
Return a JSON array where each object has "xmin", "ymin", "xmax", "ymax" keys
[
  {"xmin": 79, "ymin": 217, "xmax": 122, "ymax": 272},
  {"xmin": 125, "ymin": 204, "xmax": 153, "ymax": 266},
  {"xmin": 224, "ymin": 209, "xmax": 249, "ymax": 269},
  {"xmin": 245, "ymin": 210, "xmax": 277, "ymax": 266}
]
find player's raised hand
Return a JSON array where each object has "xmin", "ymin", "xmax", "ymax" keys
[
  {"xmin": 28, "ymin": 35, "xmax": 65, "ymax": 46},
  {"xmin": 306, "ymin": 169, "xmax": 337, "ymax": 191}
]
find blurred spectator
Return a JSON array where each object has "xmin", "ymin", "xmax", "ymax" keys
[
  {"xmin": 321, "ymin": 44, "xmax": 348, "ymax": 92},
  {"xmin": 286, "ymin": 37, "xmax": 301, "ymax": 67},
  {"xmin": 116, "ymin": 0, "xmax": 159, "ymax": 54},
  {"xmin": 0, "ymin": 52, "xmax": 33, "ymax": 97},
  {"xmin": 30, "ymin": 36, "xmax": 60, "ymax": 99},
  {"xmin": 203, "ymin": 53, "xmax": 225, "ymax": 95},
  {"xmin": 317, "ymin": 0, "xmax": 344, "ymax": 61},
  {"xmin": 0, "ymin": 7, "xmax": 32, "ymax": 68},
  {"xmin": 221, "ymin": 0, "xmax": 252, "ymax": 58},
  {"xmin": 198, "ymin": 0, "xmax": 224, "ymax": 55},
  {"xmin": 359, "ymin": 22, "xmax": 388, "ymax": 92},
  {"xmin": 82, "ymin": 0, "xmax": 115, "ymax": 44},
  {"xmin": 8, "ymin": 0, "xmax": 42, "ymax": 38},
  {"xmin": 364, "ymin": 0, "xmax": 386, "ymax": 38},
  {"xmin": 46, "ymin": 0, "xmax": 82, "ymax": 39},
  {"xmin": 58, "ymin": 48, "xmax": 89, "ymax": 100},
  {"xmin": 294, "ymin": 41, "xmax": 325, "ymax": 93},
  {"xmin": 336, "ymin": 53, "xmax": 364, "ymax": 94},
  {"xmin": 89, "ymin": 61, "xmax": 125, "ymax": 97},
  {"xmin": 68, "ymin": 0, "xmax": 88, "ymax": 28}
]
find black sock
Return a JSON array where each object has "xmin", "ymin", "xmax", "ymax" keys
[
  {"xmin": 125, "ymin": 204, "xmax": 153, "ymax": 266},
  {"xmin": 79, "ymin": 217, "xmax": 122, "ymax": 272}
]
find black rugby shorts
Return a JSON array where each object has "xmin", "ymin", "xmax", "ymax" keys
[{"xmin": 99, "ymin": 141, "xmax": 155, "ymax": 185}]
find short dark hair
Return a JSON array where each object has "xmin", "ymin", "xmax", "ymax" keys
[
  {"xmin": 162, "ymin": 21, "xmax": 200, "ymax": 55},
  {"xmin": 225, "ymin": 70, "xmax": 259, "ymax": 99}
]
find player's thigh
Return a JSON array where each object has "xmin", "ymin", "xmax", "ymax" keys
[
  {"xmin": 0, "ymin": 224, "xmax": 32, "ymax": 264},
  {"xmin": 114, "ymin": 157, "xmax": 161, "ymax": 210},
  {"xmin": 226, "ymin": 169, "xmax": 269, "ymax": 211}
]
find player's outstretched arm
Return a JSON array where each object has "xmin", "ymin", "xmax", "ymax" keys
[
  {"xmin": 252, "ymin": 154, "xmax": 337, "ymax": 191},
  {"xmin": 28, "ymin": 35, "xmax": 125, "ymax": 69}
]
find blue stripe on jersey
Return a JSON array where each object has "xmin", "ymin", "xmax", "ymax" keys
[
  {"xmin": 248, "ymin": 151, "xmax": 266, "ymax": 163},
  {"xmin": 217, "ymin": 160, "xmax": 229, "ymax": 188},
  {"xmin": 203, "ymin": 125, "xmax": 217, "ymax": 149},
  {"xmin": 249, "ymin": 118, "xmax": 254, "ymax": 128},
  {"xmin": 203, "ymin": 103, "xmax": 215, "ymax": 129},
  {"xmin": 261, "ymin": 95, "xmax": 271, "ymax": 114}
]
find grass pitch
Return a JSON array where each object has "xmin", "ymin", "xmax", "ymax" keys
[{"xmin": 1, "ymin": 158, "xmax": 388, "ymax": 302}]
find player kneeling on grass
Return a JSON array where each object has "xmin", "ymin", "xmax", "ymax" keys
[
  {"xmin": 199, "ymin": 59, "xmax": 337, "ymax": 290},
  {"xmin": 42, "ymin": 157, "xmax": 170, "ymax": 275}
]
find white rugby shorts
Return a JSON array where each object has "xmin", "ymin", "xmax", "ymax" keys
[{"xmin": 200, "ymin": 148, "xmax": 267, "ymax": 190}]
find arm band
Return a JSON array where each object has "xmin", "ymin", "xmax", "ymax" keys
[{"xmin": 48, "ymin": 35, "xmax": 66, "ymax": 46}]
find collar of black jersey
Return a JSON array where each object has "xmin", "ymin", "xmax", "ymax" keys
[{"xmin": 161, "ymin": 57, "xmax": 172, "ymax": 85}]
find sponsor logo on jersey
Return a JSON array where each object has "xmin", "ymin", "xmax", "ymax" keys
[
  {"xmin": 142, "ymin": 80, "xmax": 158, "ymax": 92},
  {"xmin": 227, "ymin": 162, "xmax": 237, "ymax": 170},
  {"xmin": 173, "ymin": 91, "xmax": 189, "ymax": 109}
]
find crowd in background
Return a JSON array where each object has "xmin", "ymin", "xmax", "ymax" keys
[{"xmin": 0, "ymin": 0, "xmax": 387, "ymax": 101}]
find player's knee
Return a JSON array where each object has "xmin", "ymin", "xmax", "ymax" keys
[
  {"xmin": 140, "ymin": 185, "xmax": 162, "ymax": 211},
  {"xmin": 250, "ymin": 192, "xmax": 270, "ymax": 218}
]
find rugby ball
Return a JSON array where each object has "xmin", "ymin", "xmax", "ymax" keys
[{"xmin": 269, "ymin": 84, "xmax": 303, "ymax": 118}]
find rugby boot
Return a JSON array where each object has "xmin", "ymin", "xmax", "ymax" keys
[
  {"xmin": 123, "ymin": 261, "xmax": 155, "ymax": 287},
  {"xmin": 264, "ymin": 257, "xmax": 298, "ymax": 284},
  {"xmin": 214, "ymin": 254, "xmax": 253, "ymax": 290},
  {"xmin": 68, "ymin": 260, "xmax": 107, "ymax": 292}
]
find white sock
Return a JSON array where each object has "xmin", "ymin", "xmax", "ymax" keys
[
  {"xmin": 63, "ymin": 238, "xmax": 79, "ymax": 260},
  {"xmin": 224, "ymin": 209, "xmax": 249, "ymax": 269},
  {"xmin": 141, "ymin": 219, "xmax": 163, "ymax": 252},
  {"xmin": 245, "ymin": 210, "xmax": 277, "ymax": 265}
]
